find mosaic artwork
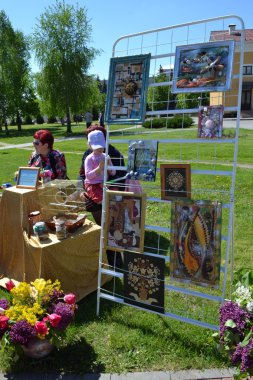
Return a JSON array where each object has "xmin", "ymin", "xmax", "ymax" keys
[
  {"xmin": 172, "ymin": 40, "xmax": 234, "ymax": 93},
  {"xmin": 170, "ymin": 199, "xmax": 222, "ymax": 288},
  {"xmin": 105, "ymin": 190, "xmax": 146, "ymax": 253},
  {"xmin": 105, "ymin": 54, "xmax": 151, "ymax": 124},
  {"xmin": 123, "ymin": 250, "xmax": 165, "ymax": 313},
  {"xmin": 127, "ymin": 140, "xmax": 158, "ymax": 181},
  {"xmin": 198, "ymin": 105, "xmax": 224, "ymax": 138},
  {"xmin": 160, "ymin": 164, "xmax": 191, "ymax": 199}
]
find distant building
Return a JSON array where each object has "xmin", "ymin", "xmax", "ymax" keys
[{"xmin": 210, "ymin": 24, "xmax": 253, "ymax": 116}]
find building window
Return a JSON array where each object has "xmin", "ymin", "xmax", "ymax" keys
[{"xmin": 243, "ymin": 65, "xmax": 253, "ymax": 75}]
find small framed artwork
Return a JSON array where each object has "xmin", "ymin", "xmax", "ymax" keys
[
  {"xmin": 16, "ymin": 167, "xmax": 40, "ymax": 189},
  {"xmin": 160, "ymin": 164, "xmax": 191, "ymax": 200},
  {"xmin": 172, "ymin": 40, "xmax": 234, "ymax": 93},
  {"xmin": 104, "ymin": 190, "xmax": 146, "ymax": 253},
  {"xmin": 170, "ymin": 199, "xmax": 222, "ymax": 288},
  {"xmin": 127, "ymin": 140, "xmax": 158, "ymax": 181},
  {"xmin": 123, "ymin": 250, "xmax": 165, "ymax": 313},
  {"xmin": 105, "ymin": 54, "xmax": 151, "ymax": 124},
  {"xmin": 198, "ymin": 105, "xmax": 224, "ymax": 138}
]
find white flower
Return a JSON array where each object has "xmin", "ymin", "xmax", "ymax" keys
[
  {"xmin": 233, "ymin": 285, "xmax": 252, "ymax": 306},
  {"xmin": 246, "ymin": 301, "xmax": 253, "ymax": 312}
]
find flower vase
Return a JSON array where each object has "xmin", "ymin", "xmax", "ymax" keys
[{"xmin": 22, "ymin": 337, "xmax": 54, "ymax": 359}]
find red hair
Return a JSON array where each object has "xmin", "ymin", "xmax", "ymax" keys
[{"xmin": 33, "ymin": 130, "xmax": 54, "ymax": 149}]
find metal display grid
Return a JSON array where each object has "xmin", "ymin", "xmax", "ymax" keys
[{"xmin": 97, "ymin": 15, "xmax": 245, "ymax": 330}]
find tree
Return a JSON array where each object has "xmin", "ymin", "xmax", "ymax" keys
[
  {"xmin": 31, "ymin": 0, "xmax": 100, "ymax": 133},
  {"xmin": 0, "ymin": 11, "xmax": 37, "ymax": 133},
  {"xmin": 176, "ymin": 92, "xmax": 209, "ymax": 109},
  {"xmin": 147, "ymin": 72, "xmax": 176, "ymax": 112}
]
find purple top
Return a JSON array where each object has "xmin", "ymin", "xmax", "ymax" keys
[{"xmin": 84, "ymin": 152, "xmax": 116, "ymax": 185}]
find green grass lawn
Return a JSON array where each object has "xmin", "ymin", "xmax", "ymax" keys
[{"xmin": 0, "ymin": 123, "xmax": 252, "ymax": 373}]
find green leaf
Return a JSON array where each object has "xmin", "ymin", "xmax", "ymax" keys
[
  {"xmin": 224, "ymin": 319, "xmax": 236, "ymax": 328},
  {"xmin": 240, "ymin": 330, "xmax": 252, "ymax": 347}
]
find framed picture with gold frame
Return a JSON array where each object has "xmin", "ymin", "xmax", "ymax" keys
[
  {"xmin": 16, "ymin": 167, "xmax": 40, "ymax": 189},
  {"xmin": 104, "ymin": 190, "xmax": 146, "ymax": 253},
  {"xmin": 160, "ymin": 164, "xmax": 191, "ymax": 200}
]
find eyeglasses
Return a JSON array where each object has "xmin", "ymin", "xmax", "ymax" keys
[{"xmin": 33, "ymin": 140, "xmax": 40, "ymax": 145}]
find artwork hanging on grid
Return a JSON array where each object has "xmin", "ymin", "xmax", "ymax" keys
[
  {"xmin": 160, "ymin": 163, "xmax": 191, "ymax": 200},
  {"xmin": 104, "ymin": 190, "xmax": 146, "ymax": 253},
  {"xmin": 105, "ymin": 54, "xmax": 151, "ymax": 124},
  {"xmin": 170, "ymin": 199, "xmax": 222, "ymax": 288},
  {"xmin": 127, "ymin": 140, "xmax": 158, "ymax": 181},
  {"xmin": 123, "ymin": 250, "xmax": 165, "ymax": 313},
  {"xmin": 172, "ymin": 40, "xmax": 234, "ymax": 93},
  {"xmin": 198, "ymin": 105, "xmax": 224, "ymax": 138}
]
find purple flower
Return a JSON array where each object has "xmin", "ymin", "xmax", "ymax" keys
[
  {"xmin": 0, "ymin": 298, "xmax": 9, "ymax": 310},
  {"xmin": 240, "ymin": 338, "xmax": 253, "ymax": 372},
  {"xmin": 219, "ymin": 301, "xmax": 250, "ymax": 342},
  {"xmin": 9, "ymin": 320, "xmax": 36, "ymax": 345},
  {"xmin": 52, "ymin": 302, "xmax": 74, "ymax": 330},
  {"xmin": 42, "ymin": 289, "xmax": 65, "ymax": 313}
]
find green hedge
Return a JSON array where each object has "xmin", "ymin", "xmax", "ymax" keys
[{"xmin": 143, "ymin": 115, "xmax": 194, "ymax": 129}]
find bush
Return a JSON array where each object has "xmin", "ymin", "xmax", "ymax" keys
[
  {"xmin": 48, "ymin": 116, "xmax": 57, "ymax": 123},
  {"xmin": 23, "ymin": 115, "xmax": 33, "ymax": 125},
  {"xmin": 36, "ymin": 114, "xmax": 44, "ymax": 124},
  {"xmin": 143, "ymin": 115, "xmax": 193, "ymax": 129}
]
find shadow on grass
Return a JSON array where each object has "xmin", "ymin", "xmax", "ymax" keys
[{"xmin": 4, "ymin": 337, "xmax": 104, "ymax": 375}]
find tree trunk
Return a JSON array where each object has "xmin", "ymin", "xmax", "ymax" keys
[
  {"xmin": 17, "ymin": 111, "xmax": 22, "ymax": 132},
  {"xmin": 66, "ymin": 106, "xmax": 72, "ymax": 134}
]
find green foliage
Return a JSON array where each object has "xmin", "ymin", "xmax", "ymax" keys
[
  {"xmin": 31, "ymin": 0, "xmax": 101, "ymax": 133},
  {"xmin": 0, "ymin": 11, "xmax": 38, "ymax": 131},
  {"xmin": 143, "ymin": 115, "xmax": 193, "ymax": 129},
  {"xmin": 36, "ymin": 114, "xmax": 44, "ymax": 124},
  {"xmin": 176, "ymin": 93, "xmax": 210, "ymax": 109},
  {"xmin": 147, "ymin": 72, "xmax": 176, "ymax": 111}
]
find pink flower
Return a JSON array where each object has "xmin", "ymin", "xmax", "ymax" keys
[
  {"xmin": 0, "ymin": 315, "xmax": 9, "ymax": 329},
  {"xmin": 64, "ymin": 293, "xmax": 76, "ymax": 305},
  {"xmin": 35, "ymin": 321, "xmax": 48, "ymax": 336},
  {"xmin": 48, "ymin": 314, "xmax": 62, "ymax": 328},
  {"xmin": 5, "ymin": 279, "xmax": 15, "ymax": 292}
]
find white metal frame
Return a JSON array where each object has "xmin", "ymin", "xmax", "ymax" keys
[{"xmin": 97, "ymin": 15, "xmax": 245, "ymax": 331}]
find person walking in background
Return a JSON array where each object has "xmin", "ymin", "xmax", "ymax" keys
[
  {"xmin": 28, "ymin": 129, "xmax": 67, "ymax": 182},
  {"xmin": 84, "ymin": 111, "xmax": 93, "ymax": 128},
  {"xmin": 98, "ymin": 111, "xmax": 104, "ymax": 127}
]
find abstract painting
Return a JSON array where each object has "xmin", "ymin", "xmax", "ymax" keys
[{"xmin": 170, "ymin": 199, "xmax": 222, "ymax": 288}]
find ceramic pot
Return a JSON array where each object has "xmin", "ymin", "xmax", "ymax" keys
[{"xmin": 22, "ymin": 337, "xmax": 54, "ymax": 359}]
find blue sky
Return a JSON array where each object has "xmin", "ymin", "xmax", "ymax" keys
[{"xmin": 1, "ymin": 0, "xmax": 253, "ymax": 79}]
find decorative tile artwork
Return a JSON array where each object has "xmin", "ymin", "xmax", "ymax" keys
[
  {"xmin": 123, "ymin": 251, "xmax": 165, "ymax": 313},
  {"xmin": 170, "ymin": 199, "xmax": 222, "ymax": 288}
]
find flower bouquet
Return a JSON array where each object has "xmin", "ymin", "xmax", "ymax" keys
[
  {"xmin": 0, "ymin": 278, "xmax": 78, "ymax": 358},
  {"xmin": 217, "ymin": 269, "xmax": 253, "ymax": 379}
]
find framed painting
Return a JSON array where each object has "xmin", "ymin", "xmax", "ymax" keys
[
  {"xmin": 105, "ymin": 54, "xmax": 151, "ymax": 124},
  {"xmin": 16, "ymin": 167, "xmax": 40, "ymax": 189},
  {"xmin": 104, "ymin": 190, "xmax": 146, "ymax": 253},
  {"xmin": 170, "ymin": 199, "xmax": 222, "ymax": 288},
  {"xmin": 127, "ymin": 140, "xmax": 158, "ymax": 181},
  {"xmin": 172, "ymin": 40, "xmax": 235, "ymax": 93},
  {"xmin": 123, "ymin": 251, "xmax": 165, "ymax": 313},
  {"xmin": 160, "ymin": 164, "xmax": 191, "ymax": 200},
  {"xmin": 198, "ymin": 105, "xmax": 224, "ymax": 138}
]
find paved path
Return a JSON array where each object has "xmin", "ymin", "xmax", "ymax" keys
[{"xmin": 0, "ymin": 367, "xmax": 237, "ymax": 379}]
